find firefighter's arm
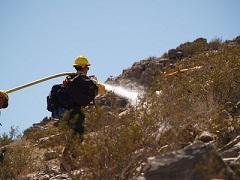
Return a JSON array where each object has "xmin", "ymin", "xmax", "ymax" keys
[
  {"xmin": 90, "ymin": 76, "xmax": 106, "ymax": 95},
  {"xmin": 97, "ymin": 83, "xmax": 105, "ymax": 95},
  {"xmin": 0, "ymin": 91, "xmax": 8, "ymax": 109}
]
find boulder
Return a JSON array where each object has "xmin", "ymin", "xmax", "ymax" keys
[
  {"xmin": 168, "ymin": 49, "xmax": 178, "ymax": 60},
  {"xmin": 142, "ymin": 143, "xmax": 236, "ymax": 180},
  {"xmin": 114, "ymin": 58, "xmax": 165, "ymax": 87},
  {"xmin": 223, "ymin": 155, "xmax": 240, "ymax": 179},
  {"xmin": 44, "ymin": 150, "xmax": 58, "ymax": 161},
  {"xmin": 219, "ymin": 136, "xmax": 240, "ymax": 158},
  {"xmin": 196, "ymin": 131, "xmax": 215, "ymax": 143},
  {"xmin": 194, "ymin": 37, "xmax": 207, "ymax": 44},
  {"xmin": 167, "ymin": 49, "xmax": 183, "ymax": 60},
  {"xmin": 221, "ymin": 142, "xmax": 240, "ymax": 158}
]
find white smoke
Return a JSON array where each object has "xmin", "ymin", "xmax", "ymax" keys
[{"xmin": 103, "ymin": 83, "xmax": 143, "ymax": 106}]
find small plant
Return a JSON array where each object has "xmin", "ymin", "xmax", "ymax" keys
[
  {"xmin": 0, "ymin": 126, "xmax": 21, "ymax": 146},
  {"xmin": 24, "ymin": 121, "xmax": 60, "ymax": 144},
  {"xmin": 208, "ymin": 38, "xmax": 222, "ymax": 50},
  {"xmin": 0, "ymin": 127, "xmax": 35, "ymax": 179}
]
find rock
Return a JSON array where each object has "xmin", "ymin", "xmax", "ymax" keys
[
  {"xmin": 38, "ymin": 137, "xmax": 50, "ymax": 144},
  {"xmin": 33, "ymin": 117, "xmax": 52, "ymax": 127},
  {"xmin": 194, "ymin": 37, "xmax": 207, "ymax": 44},
  {"xmin": 39, "ymin": 174, "xmax": 50, "ymax": 180},
  {"xmin": 25, "ymin": 172, "xmax": 50, "ymax": 180},
  {"xmin": 25, "ymin": 173, "xmax": 38, "ymax": 179},
  {"xmin": 234, "ymin": 101, "xmax": 240, "ymax": 115},
  {"xmin": 25, "ymin": 172, "xmax": 71, "ymax": 180},
  {"xmin": 168, "ymin": 49, "xmax": 183, "ymax": 60},
  {"xmin": 119, "ymin": 109, "xmax": 129, "ymax": 117},
  {"xmin": 224, "ymin": 101, "xmax": 235, "ymax": 114},
  {"xmin": 219, "ymin": 136, "xmax": 240, "ymax": 158},
  {"xmin": 113, "ymin": 58, "xmax": 164, "ymax": 87},
  {"xmin": 219, "ymin": 136, "xmax": 240, "ymax": 151},
  {"xmin": 224, "ymin": 155, "xmax": 240, "ymax": 179},
  {"xmin": 221, "ymin": 142, "xmax": 240, "ymax": 158},
  {"xmin": 50, "ymin": 174, "xmax": 71, "ymax": 180},
  {"xmin": 197, "ymin": 131, "xmax": 215, "ymax": 143},
  {"xmin": 168, "ymin": 49, "xmax": 178, "ymax": 59},
  {"xmin": 72, "ymin": 169, "xmax": 84, "ymax": 176},
  {"xmin": 37, "ymin": 133, "xmax": 62, "ymax": 147},
  {"xmin": 44, "ymin": 150, "xmax": 58, "ymax": 161},
  {"xmin": 142, "ymin": 143, "xmax": 236, "ymax": 180}
]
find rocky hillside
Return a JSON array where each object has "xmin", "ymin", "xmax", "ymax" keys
[
  {"xmin": 0, "ymin": 36, "xmax": 240, "ymax": 179},
  {"xmin": 108, "ymin": 36, "xmax": 240, "ymax": 88}
]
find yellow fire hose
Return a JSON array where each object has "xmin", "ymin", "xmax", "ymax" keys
[{"xmin": 0, "ymin": 72, "xmax": 75, "ymax": 109}]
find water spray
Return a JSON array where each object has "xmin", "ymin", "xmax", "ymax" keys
[{"xmin": 103, "ymin": 83, "xmax": 143, "ymax": 106}]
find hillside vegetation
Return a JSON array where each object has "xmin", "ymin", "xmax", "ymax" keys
[{"xmin": 0, "ymin": 36, "xmax": 240, "ymax": 179}]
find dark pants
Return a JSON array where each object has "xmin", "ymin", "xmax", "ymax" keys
[
  {"xmin": 52, "ymin": 107, "xmax": 85, "ymax": 135},
  {"xmin": 52, "ymin": 107, "xmax": 67, "ymax": 119},
  {"xmin": 60, "ymin": 108, "xmax": 85, "ymax": 171},
  {"xmin": 67, "ymin": 108, "xmax": 85, "ymax": 135}
]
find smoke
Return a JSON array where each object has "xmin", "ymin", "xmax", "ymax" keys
[{"xmin": 103, "ymin": 83, "xmax": 143, "ymax": 106}]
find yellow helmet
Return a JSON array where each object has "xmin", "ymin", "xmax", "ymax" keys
[{"xmin": 73, "ymin": 55, "xmax": 90, "ymax": 67}]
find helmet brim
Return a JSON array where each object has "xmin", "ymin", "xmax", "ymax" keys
[{"xmin": 73, "ymin": 64, "xmax": 91, "ymax": 67}]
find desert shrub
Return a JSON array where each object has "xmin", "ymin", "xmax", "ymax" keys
[
  {"xmin": 24, "ymin": 122, "xmax": 60, "ymax": 144},
  {"xmin": 60, "ymin": 105, "xmax": 164, "ymax": 179},
  {"xmin": 208, "ymin": 38, "xmax": 222, "ymax": 50},
  {"xmin": 0, "ymin": 146, "xmax": 34, "ymax": 179},
  {"xmin": 0, "ymin": 126, "xmax": 21, "ymax": 146},
  {"xmin": 0, "ymin": 128, "xmax": 34, "ymax": 179},
  {"xmin": 177, "ymin": 38, "xmax": 208, "ymax": 57},
  {"xmin": 0, "ymin": 145, "xmax": 33, "ymax": 179},
  {"xmin": 148, "ymin": 46, "xmax": 240, "ymax": 147},
  {"xmin": 59, "ymin": 46, "xmax": 240, "ymax": 178}
]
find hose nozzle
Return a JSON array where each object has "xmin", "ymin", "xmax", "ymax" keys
[{"xmin": 89, "ymin": 76, "xmax": 106, "ymax": 95}]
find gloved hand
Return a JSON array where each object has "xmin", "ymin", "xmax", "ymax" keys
[
  {"xmin": 97, "ymin": 83, "xmax": 106, "ymax": 95},
  {"xmin": 90, "ymin": 76, "xmax": 106, "ymax": 95},
  {"xmin": 0, "ymin": 91, "xmax": 8, "ymax": 109}
]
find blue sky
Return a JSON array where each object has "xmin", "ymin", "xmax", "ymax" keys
[{"xmin": 0, "ymin": 0, "xmax": 239, "ymax": 134}]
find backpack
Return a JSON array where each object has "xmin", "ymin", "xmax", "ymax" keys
[
  {"xmin": 47, "ymin": 74, "xmax": 98, "ymax": 112},
  {"xmin": 64, "ymin": 74, "xmax": 98, "ymax": 106},
  {"xmin": 47, "ymin": 84, "xmax": 69, "ymax": 112}
]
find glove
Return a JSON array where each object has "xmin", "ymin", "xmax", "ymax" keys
[
  {"xmin": 97, "ymin": 83, "xmax": 106, "ymax": 95},
  {"xmin": 0, "ymin": 91, "xmax": 8, "ymax": 109},
  {"xmin": 90, "ymin": 76, "xmax": 106, "ymax": 95}
]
